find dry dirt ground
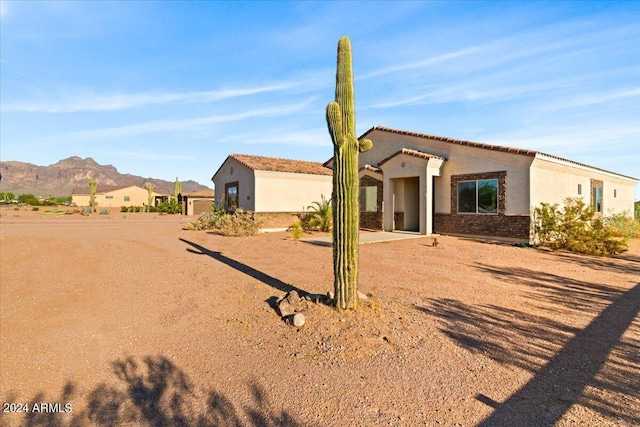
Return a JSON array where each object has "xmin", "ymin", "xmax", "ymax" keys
[{"xmin": 1, "ymin": 208, "xmax": 639, "ymax": 427}]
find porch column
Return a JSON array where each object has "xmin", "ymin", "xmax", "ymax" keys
[
  {"xmin": 424, "ymin": 158, "xmax": 444, "ymax": 235},
  {"xmin": 383, "ymin": 174, "xmax": 394, "ymax": 232}
]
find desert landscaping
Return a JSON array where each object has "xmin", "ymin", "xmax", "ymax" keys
[{"xmin": 0, "ymin": 208, "xmax": 638, "ymax": 426}]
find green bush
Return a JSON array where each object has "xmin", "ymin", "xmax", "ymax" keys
[
  {"xmin": 156, "ymin": 199, "xmax": 181, "ymax": 214},
  {"xmin": 17, "ymin": 194, "xmax": 39, "ymax": 205},
  {"xmin": 290, "ymin": 221, "xmax": 302, "ymax": 240},
  {"xmin": 635, "ymin": 201, "xmax": 640, "ymax": 221},
  {"xmin": 120, "ymin": 206, "xmax": 128, "ymax": 212},
  {"xmin": 301, "ymin": 195, "xmax": 332, "ymax": 232},
  {"xmin": 534, "ymin": 198, "xmax": 628, "ymax": 256},
  {"xmin": 32, "ymin": 206, "xmax": 39, "ymax": 211}
]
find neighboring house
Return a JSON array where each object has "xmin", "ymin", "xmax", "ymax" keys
[
  {"xmin": 179, "ymin": 189, "xmax": 215, "ymax": 216},
  {"xmin": 324, "ymin": 126, "xmax": 637, "ymax": 241},
  {"xmin": 71, "ymin": 185, "xmax": 170, "ymax": 208},
  {"xmin": 211, "ymin": 154, "xmax": 333, "ymax": 227}
]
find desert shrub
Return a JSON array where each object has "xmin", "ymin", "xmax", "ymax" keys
[
  {"xmin": 82, "ymin": 207, "xmax": 92, "ymax": 216},
  {"xmin": 290, "ymin": 221, "xmax": 302, "ymax": 240},
  {"xmin": 604, "ymin": 213, "xmax": 640, "ymax": 240},
  {"xmin": 134, "ymin": 206, "xmax": 142, "ymax": 213},
  {"xmin": 184, "ymin": 208, "xmax": 261, "ymax": 236},
  {"xmin": 157, "ymin": 199, "xmax": 181, "ymax": 214},
  {"xmin": 121, "ymin": 206, "xmax": 128, "ymax": 212},
  {"xmin": 99, "ymin": 208, "xmax": 109, "ymax": 215},
  {"xmin": 13, "ymin": 207, "xmax": 19, "ymax": 211},
  {"xmin": 534, "ymin": 198, "xmax": 628, "ymax": 256},
  {"xmin": 302, "ymin": 195, "xmax": 332, "ymax": 232},
  {"xmin": 31, "ymin": 206, "xmax": 39, "ymax": 211},
  {"xmin": 635, "ymin": 201, "xmax": 640, "ymax": 221},
  {"xmin": 18, "ymin": 194, "xmax": 39, "ymax": 205}
]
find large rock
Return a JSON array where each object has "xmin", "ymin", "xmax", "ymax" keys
[{"xmin": 277, "ymin": 290, "xmax": 307, "ymax": 317}]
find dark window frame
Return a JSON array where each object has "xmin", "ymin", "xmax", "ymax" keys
[
  {"xmin": 225, "ymin": 181, "xmax": 239, "ymax": 211},
  {"xmin": 457, "ymin": 179, "xmax": 498, "ymax": 214},
  {"xmin": 359, "ymin": 186, "xmax": 378, "ymax": 212}
]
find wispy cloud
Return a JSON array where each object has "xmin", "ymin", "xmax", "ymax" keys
[
  {"xmin": 109, "ymin": 151, "xmax": 196, "ymax": 161},
  {"xmin": 2, "ymin": 83, "xmax": 301, "ymax": 113},
  {"xmin": 543, "ymin": 87, "xmax": 640, "ymax": 110},
  {"xmin": 42, "ymin": 97, "xmax": 317, "ymax": 140},
  {"xmin": 215, "ymin": 126, "xmax": 329, "ymax": 147}
]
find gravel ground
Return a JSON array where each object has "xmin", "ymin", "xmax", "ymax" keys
[{"xmin": 1, "ymin": 209, "xmax": 639, "ymax": 427}]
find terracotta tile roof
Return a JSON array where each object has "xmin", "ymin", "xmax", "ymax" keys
[
  {"xmin": 360, "ymin": 164, "xmax": 382, "ymax": 174},
  {"xmin": 229, "ymin": 154, "xmax": 332, "ymax": 176},
  {"xmin": 180, "ymin": 189, "xmax": 215, "ymax": 198},
  {"xmin": 363, "ymin": 125, "xmax": 638, "ymax": 181},
  {"xmin": 363, "ymin": 126, "xmax": 537, "ymax": 156},
  {"xmin": 378, "ymin": 148, "xmax": 446, "ymax": 167}
]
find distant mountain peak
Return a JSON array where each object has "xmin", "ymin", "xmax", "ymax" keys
[
  {"xmin": 0, "ymin": 156, "xmax": 211, "ymax": 197},
  {"xmin": 53, "ymin": 156, "xmax": 100, "ymax": 169}
]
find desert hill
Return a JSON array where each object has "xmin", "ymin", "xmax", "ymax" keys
[{"xmin": 0, "ymin": 156, "xmax": 211, "ymax": 197}]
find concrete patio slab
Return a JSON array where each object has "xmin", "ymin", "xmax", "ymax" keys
[{"xmin": 300, "ymin": 231, "xmax": 434, "ymax": 246}]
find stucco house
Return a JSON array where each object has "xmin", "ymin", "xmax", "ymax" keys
[
  {"xmin": 71, "ymin": 185, "xmax": 170, "ymax": 208},
  {"xmin": 325, "ymin": 126, "xmax": 637, "ymax": 241},
  {"xmin": 211, "ymin": 154, "xmax": 333, "ymax": 227},
  {"xmin": 178, "ymin": 189, "xmax": 215, "ymax": 216}
]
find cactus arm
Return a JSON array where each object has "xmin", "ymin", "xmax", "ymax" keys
[
  {"xmin": 326, "ymin": 102, "xmax": 344, "ymax": 147},
  {"xmin": 359, "ymin": 138, "xmax": 373, "ymax": 153}
]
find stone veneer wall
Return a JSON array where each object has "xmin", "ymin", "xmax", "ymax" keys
[
  {"xmin": 434, "ymin": 171, "xmax": 531, "ymax": 240},
  {"xmin": 254, "ymin": 212, "xmax": 301, "ymax": 228},
  {"xmin": 359, "ymin": 175, "xmax": 383, "ymax": 230}
]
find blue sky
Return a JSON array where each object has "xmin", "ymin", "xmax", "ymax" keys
[{"xmin": 1, "ymin": 1, "xmax": 639, "ymax": 198}]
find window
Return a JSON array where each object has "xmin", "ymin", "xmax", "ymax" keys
[
  {"xmin": 614, "ymin": 189, "xmax": 617, "ymax": 198},
  {"xmin": 225, "ymin": 182, "xmax": 238, "ymax": 210},
  {"xmin": 578, "ymin": 184, "xmax": 582, "ymax": 195},
  {"xmin": 359, "ymin": 186, "xmax": 377, "ymax": 212},
  {"xmin": 457, "ymin": 179, "xmax": 498, "ymax": 214},
  {"xmin": 592, "ymin": 186, "xmax": 602, "ymax": 213},
  {"xmin": 124, "ymin": 196, "xmax": 130, "ymax": 202},
  {"xmin": 105, "ymin": 195, "xmax": 114, "ymax": 199}
]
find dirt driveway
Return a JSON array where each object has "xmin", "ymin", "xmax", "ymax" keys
[{"xmin": 1, "ymin": 211, "xmax": 638, "ymax": 426}]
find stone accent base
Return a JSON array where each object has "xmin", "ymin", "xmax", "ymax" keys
[
  {"xmin": 253, "ymin": 212, "xmax": 301, "ymax": 228},
  {"xmin": 359, "ymin": 174, "xmax": 383, "ymax": 230},
  {"xmin": 435, "ymin": 213, "xmax": 531, "ymax": 240}
]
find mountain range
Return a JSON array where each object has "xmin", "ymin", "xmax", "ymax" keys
[{"xmin": 0, "ymin": 156, "xmax": 211, "ymax": 197}]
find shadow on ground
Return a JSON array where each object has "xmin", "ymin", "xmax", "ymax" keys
[
  {"xmin": 179, "ymin": 238, "xmax": 309, "ymax": 297},
  {"xmin": 1, "ymin": 355, "xmax": 303, "ymax": 427},
  {"xmin": 418, "ymin": 261, "xmax": 640, "ymax": 426}
]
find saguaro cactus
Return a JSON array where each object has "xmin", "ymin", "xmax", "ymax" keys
[
  {"xmin": 326, "ymin": 36, "xmax": 372, "ymax": 310},
  {"xmin": 88, "ymin": 178, "xmax": 97, "ymax": 210},
  {"xmin": 146, "ymin": 183, "xmax": 154, "ymax": 211},
  {"xmin": 173, "ymin": 177, "xmax": 182, "ymax": 200}
]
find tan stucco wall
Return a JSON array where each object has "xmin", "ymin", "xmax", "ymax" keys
[
  {"xmin": 73, "ymin": 186, "xmax": 164, "ymax": 208},
  {"xmin": 362, "ymin": 130, "xmax": 534, "ymax": 215},
  {"xmin": 254, "ymin": 170, "xmax": 332, "ymax": 212},
  {"xmin": 213, "ymin": 158, "xmax": 256, "ymax": 211},
  {"xmin": 530, "ymin": 157, "xmax": 637, "ymax": 216}
]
